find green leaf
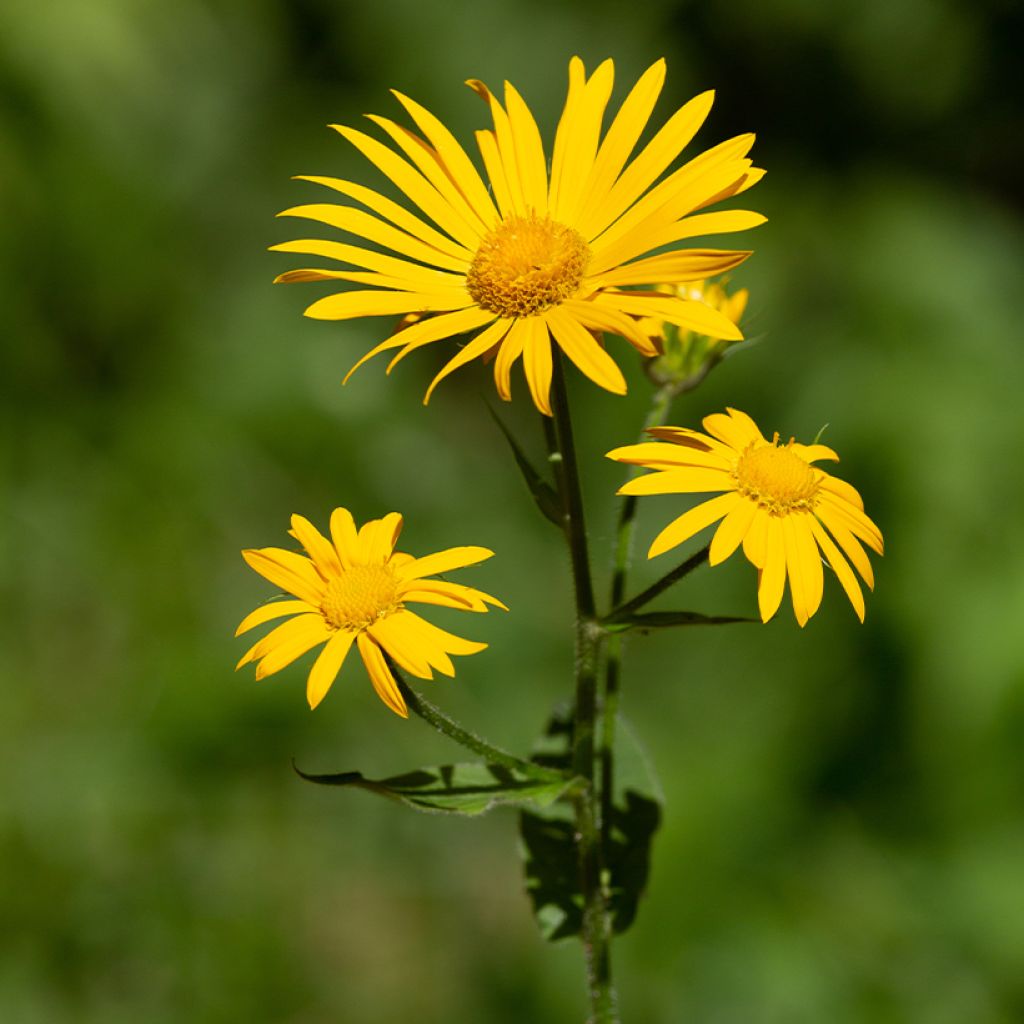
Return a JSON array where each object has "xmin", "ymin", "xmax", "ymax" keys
[
  {"xmin": 293, "ymin": 760, "xmax": 577, "ymax": 817},
  {"xmin": 603, "ymin": 610, "xmax": 758, "ymax": 633},
  {"xmin": 486, "ymin": 404, "xmax": 563, "ymax": 526},
  {"xmin": 518, "ymin": 708, "xmax": 663, "ymax": 940}
]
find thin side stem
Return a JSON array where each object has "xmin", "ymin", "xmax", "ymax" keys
[
  {"xmin": 398, "ymin": 676, "xmax": 550, "ymax": 777},
  {"xmin": 605, "ymin": 544, "xmax": 711, "ymax": 625},
  {"xmin": 547, "ymin": 353, "xmax": 617, "ymax": 1024}
]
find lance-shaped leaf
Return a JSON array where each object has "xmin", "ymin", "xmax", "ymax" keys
[
  {"xmin": 487, "ymin": 404, "xmax": 563, "ymax": 526},
  {"xmin": 603, "ymin": 610, "xmax": 758, "ymax": 633},
  {"xmin": 518, "ymin": 707, "xmax": 663, "ymax": 940},
  {"xmin": 294, "ymin": 759, "xmax": 578, "ymax": 816}
]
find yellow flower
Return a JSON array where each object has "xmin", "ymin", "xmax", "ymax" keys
[
  {"xmin": 607, "ymin": 409, "xmax": 883, "ymax": 625},
  {"xmin": 236, "ymin": 509, "xmax": 505, "ymax": 715},
  {"xmin": 273, "ymin": 57, "xmax": 764, "ymax": 414}
]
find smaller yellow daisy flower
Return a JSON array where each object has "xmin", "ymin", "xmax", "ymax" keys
[
  {"xmin": 236, "ymin": 509, "xmax": 505, "ymax": 715},
  {"xmin": 607, "ymin": 408, "xmax": 883, "ymax": 625}
]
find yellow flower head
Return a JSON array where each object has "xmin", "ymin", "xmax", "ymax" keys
[
  {"xmin": 607, "ymin": 409, "xmax": 883, "ymax": 626},
  {"xmin": 236, "ymin": 509, "xmax": 505, "ymax": 715},
  {"xmin": 273, "ymin": 57, "xmax": 765, "ymax": 414}
]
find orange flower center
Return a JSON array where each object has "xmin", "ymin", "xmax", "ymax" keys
[
  {"xmin": 734, "ymin": 437, "xmax": 820, "ymax": 514},
  {"xmin": 320, "ymin": 565, "xmax": 401, "ymax": 631},
  {"xmin": 466, "ymin": 214, "xmax": 589, "ymax": 318}
]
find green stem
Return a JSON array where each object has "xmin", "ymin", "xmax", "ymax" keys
[
  {"xmin": 547, "ymin": 353, "xmax": 617, "ymax": 1024},
  {"xmin": 397, "ymin": 676, "xmax": 552, "ymax": 777},
  {"xmin": 600, "ymin": 384, "xmax": 676, "ymax": 852},
  {"xmin": 605, "ymin": 544, "xmax": 710, "ymax": 625}
]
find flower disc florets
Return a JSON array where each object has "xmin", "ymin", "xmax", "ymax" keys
[
  {"xmin": 734, "ymin": 436, "xmax": 820, "ymax": 513},
  {"xmin": 320, "ymin": 566, "xmax": 402, "ymax": 631},
  {"xmin": 466, "ymin": 214, "xmax": 590, "ymax": 318}
]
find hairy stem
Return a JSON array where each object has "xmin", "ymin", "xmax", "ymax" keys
[{"xmin": 547, "ymin": 353, "xmax": 617, "ymax": 1024}]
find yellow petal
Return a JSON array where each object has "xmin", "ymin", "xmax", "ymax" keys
[
  {"xmin": 368, "ymin": 614, "xmax": 435, "ymax": 679},
  {"xmin": 808, "ymin": 518, "xmax": 865, "ymax": 622},
  {"xmin": 607, "ymin": 440, "xmax": 731, "ymax": 471},
  {"xmin": 396, "ymin": 545, "xmax": 494, "ymax": 581},
  {"xmin": 290, "ymin": 514, "xmax": 342, "ymax": 576},
  {"xmin": 304, "ymin": 288, "xmax": 473, "ymax": 322},
  {"xmin": 330, "ymin": 507, "xmax": 360, "ymax": 566},
  {"xmin": 757, "ymin": 517, "xmax": 786, "ymax": 622},
  {"xmin": 356, "ymin": 633, "xmax": 408, "ymax": 717},
  {"xmin": 545, "ymin": 307, "xmax": 627, "ymax": 396},
  {"xmin": 395, "ymin": 610, "xmax": 487, "ymax": 660},
  {"xmin": 647, "ymin": 492, "xmax": 737, "ymax": 559},
  {"xmin": 521, "ymin": 317, "xmax": 554, "ymax": 416},
  {"xmin": 702, "ymin": 410, "xmax": 761, "ymax": 450},
  {"xmin": 424, "ymin": 317, "xmax": 512, "ymax": 403},
  {"xmin": 236, "ymin": 600, "xmax": 315, "ymax": 638},
  {"xmin": 559, "ymin": 298, "xmax": 658, "ymax": 356},
  {"xmin": 818, "ymin": 494, "xmax": 883, "ymax": 554},
  {"xmin": 306, "ymin": 630, "xmax": 356, "ymax": 709},
  {"xmin": 357, "ymin": 512, "xmax": 403, "ymax": 565},
  {"xmin": 290, "ymin": 176, "xmax": 474, "ymax": 263},
  {"xmin": 594, "ymin": 292, "xmax": 743, "ymax": 342},
  {"xmin": 390, "ymin": 90, "xmax": 500, "ymax": 227},
  {"xmin": 333, "ymin": 123, "xmax": 482, "ymax": 249},
  {"xmin": 278, "ymin": 204, "xmax": 470, "ymax": 272},
  {"xmin": 252, "ymin": 614, "xmax": 331, "ymax": 679},
  {"xmin": 494, "ymin": 319, "xmax": 528, "ymax": 401},
  {"xmin": 401, "ymin": 579, "xmax": 507, "ymax": 612},
  {"xmin": 550, "ymin": 58, "xmax": 615, "ymax": 222},
  {"xmin": 503, "ymin": 81, "xmax": 548, "ymax": 214},
  {"xmin": 589, "ymin": 248, "xmax": 751, "ymax": 289},
  {"xmin": 466, "ymin": 80, "xmax": 526, "ymax": 215},
  {"xmin": 815, "ymin": 508, "xmax": 875, "ymax": 589},
  {"xmin": 474, "ymin": 128, "xmax": 515, "ymax": 218},
  {"xmin": 709, "ymin": 495, "xmax": 758, "ymax": 566},
  {"xmin": 572, "ymin": 59, "xmax": 664, "ymax": 228},
  {"xmin": 242, "ymin": 548, "xmax": 325, "ymax": 605},
  {"xmin": 790, "ymin": 442, "xmax": 840, "ymax": 465},
  {"xmin": 619, "ymin": 466, "xmax": 733, "ymax": 496}
]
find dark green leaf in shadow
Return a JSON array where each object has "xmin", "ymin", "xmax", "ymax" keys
[
  {"xmin": 603, "ymin": 610, "xmax": 758, "ymax": 633},
  {"xmin": 486, "ymin": 403, "xmax": 563, "ymax": 526},
  {"xmin": 293, "ymin": 759, "xmax": 576, "ymax": 816}
]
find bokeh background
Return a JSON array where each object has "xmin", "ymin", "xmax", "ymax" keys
[{"xmin": 3, "ymin": 0, "xmax": 1023, "ymax": 1021}]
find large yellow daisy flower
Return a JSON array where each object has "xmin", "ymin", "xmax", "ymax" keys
[
  {"xmin": 236, "ymin": 509, "xmax": 505, "ymax": 715},
  {"xmin": 607, "ymin": 409, "xmax": 883, "ymax": 625},
  {"xmin": 273, "ymin": 57, "xmax": 764, "ymax": 414}
]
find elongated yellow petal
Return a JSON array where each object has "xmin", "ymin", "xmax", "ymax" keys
[
  {"xmin": 757, "ymin": 517, "xmax": 786, "ymax": 622},
  {"xmin": 595, "ymin": 292, "xmax": 743, "ymax": 341},
  {"xmin": 550, "ymin": 58, "xmax": 615, "ymax": 222},
  {"xmin": 815, "ymin": 508, "xmax": 875, "ymax": 588},
  {"xmin": 590, "ymin": 249, "xmax": 751, "ymax": 289},
  {"xmin": 545, "ymin": 307, "xmax": 627, "ymax": 396},
  {"xmin": 270, "ymin": 238, "xmax": 467, "ymax": 288},
  {"xmin": 356, "ymin": 633, "xmax": 408, "ymax": 717},
  {"xmin": 559, "ymin": 298, "xmax": 658, "ymax": 356},
  {"xmin": 791, "ymin": 442, "xmax": 840, "ymax": 464},
  {"xmin": 646, "ymin": 425, "xmax": 734, "ymax": 460},
  {"xmin": 474, "ymin": 129, "xmax": 515, "ymax": 218},
  {"xmin": 396, "ymin": 546, "xmax": 494, "ymax": 581},
  {"xmin": 306, "ymin": 630, "xmax": 356, "ymax": 709},
  {"xmin": 579, "ymin": 90, "xmax": 715, "ymax": 239},
  {"xmin": 304, "ymin": 289, "xmax": 473, "ymax": 322},
  {"xmin": 647, "ymin": 492, "xmax": 738, "ymax": 559},
  {"xmin": 642, "ymin": 209, "xmax": 767, "ymax": 250},
  {"xmin": 820, "ymin": 474, "xmax": 867, "ymax": 509},
  {"xmin": 702, "ymin": 410, "xmax": 762, "ymax": 450},
  {"xmin": 252, "ymin": 614, "xmax": 331, "ymax": 679},
  {"xmin": 709, "ymin": 495, "xmax": 758, "ymax": 566},
  {"xmin": 521, "ymin": 317, "xmax": 554, "ymax": 415},
  {"xmin": 236, "ymin": 600, "xmax": 315, "ymax": 638},
  {"xmin": 330, "ymin": 508, "xmax": 360, "ymax": 566},
  {"xmin": 607, "ymin": 440, "xmax": 732, "ymax": 471},
  {"xmin": 809, "ymin": 518, "xmax": 865, "ymax": 622},
  {"xmin": 504, "ymin": 81, "xmax": 548, "ymax": 214},
  {"xmin": 290, "ymin": 514, "xmax": 342, "ymax": 576},
  {"xmin": 365, "ymin": 115, "xmax": 488, "ymax": 245},
  {"xmin": 291, "ymin": 176, "xmax": 475, "ymax": 262},
  {"xmin": 334, "ymin": 123, "xmax": 482, "ymax": 249},
  {"xmin": 401, "ymin": 579, "xmax": 507, "ymax": 612},
  {"xmin": 573, "ymin": 59, "xmax": 664, "ymax": 227},
  {"xmin": 818, "ymin": 495, "xmax": 883, "ymax": 554},
  {"xmin": 466, "ymin": 79, "xmax": 526, "ymax": 214},
  {"xmin": 742, "ymin": 508, "xmax": 770, "ymax": 568},
  {"xmin": 278, "ymin": 204, "xmax": 470, "ymax": 272},
  {"xmin": 619, "ymin": 467, "xmax": 733, "ymax": 496},
  {"xmin": 390, "ymin": 90, "xmax": 500, "ymax": 227},
  {"xmin": 346, "ymin": 306, "xmax": 496, "ymax": 383},
  {"xmin": 356, "ymin": 512, "xmax": 403, "ymax": 565},
  {"xmin": 424, "ymin": 317, "xmax": 511, "ymax": 403},
  {"xmin": 493, "ymin": 319, "xmax": 528, "ymax": 402},
  {"xmin": 368, "ymin": 614, "xmax": 435, "ymax": 679},
  {"xmin": 395, "ymin": 610, "xmax": 487, "ymax": 659},
  {"xmin": 242, "ymin": 548, "xmax": 325, "ymax": 605}
]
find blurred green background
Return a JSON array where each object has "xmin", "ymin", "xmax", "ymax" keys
[{"xmin": 3, "ymin": 0, "xmax": 1023, "ymax": 1021}]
